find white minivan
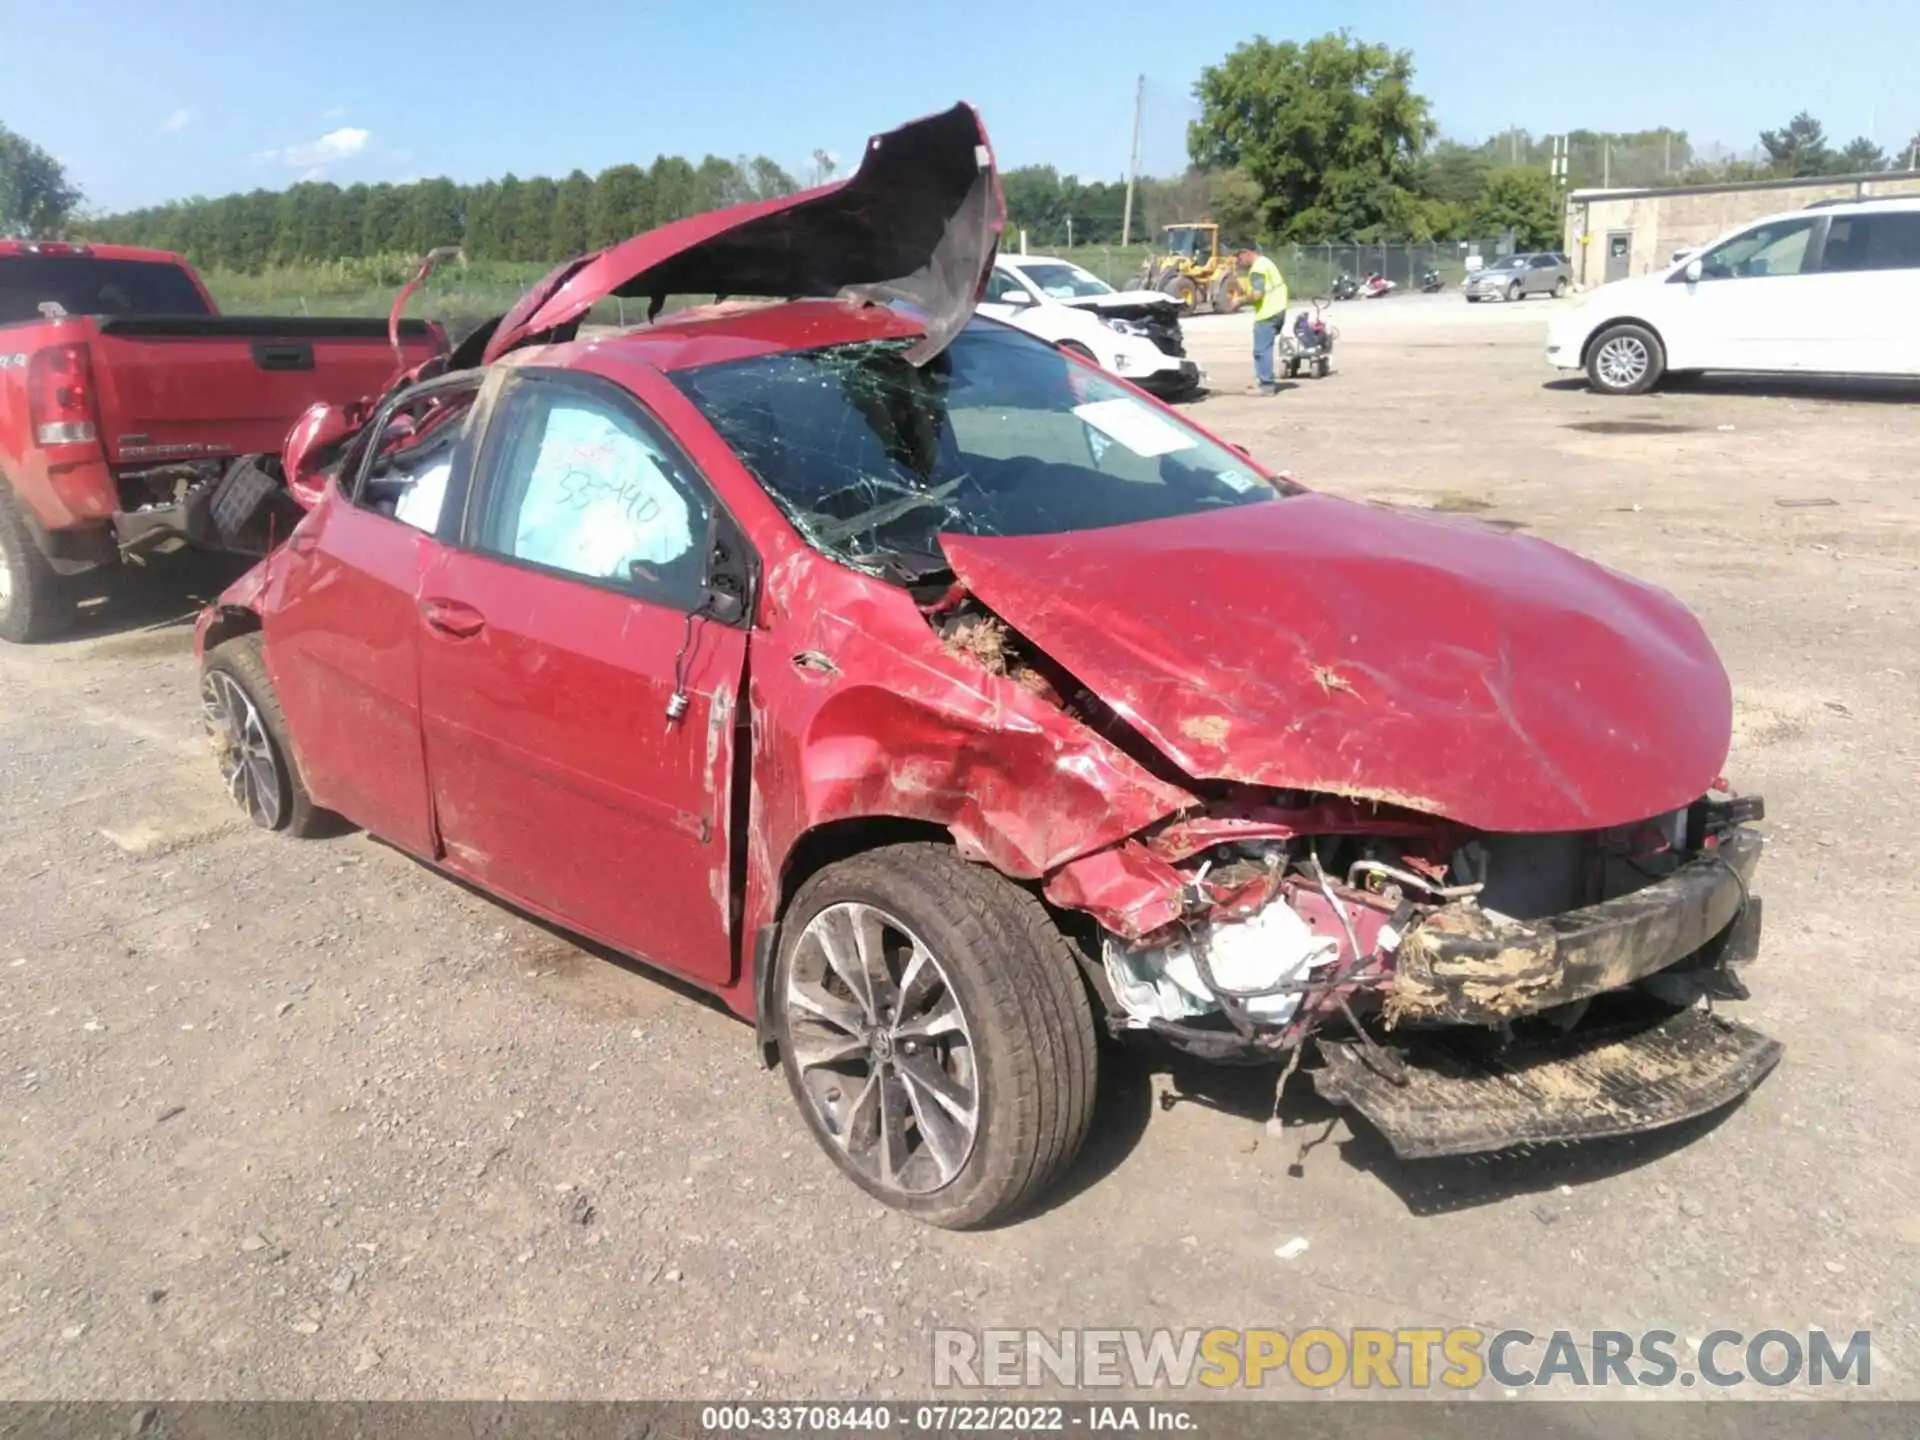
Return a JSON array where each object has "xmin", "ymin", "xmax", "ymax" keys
[{"xmin": 1547, "ymin": 197, "xmax": 1920, "ymax": 394}]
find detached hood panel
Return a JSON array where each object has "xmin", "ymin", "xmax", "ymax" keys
[
  {"xmin": 484, "ymin": 103, "xmax": 1001, "ymax": 365},
  {"xmin": 941, "ymin": 495, "xmax": 1733, "ymax": 834}
]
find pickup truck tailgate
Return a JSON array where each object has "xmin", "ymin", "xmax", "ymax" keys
[{"xmin": 87, "ymin": 316, "xmax": 438, "ymax": 464}]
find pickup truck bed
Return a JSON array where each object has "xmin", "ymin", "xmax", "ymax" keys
[{"xmin": 0, "ymin": 240, "xmax": 442, "ymax": 641}]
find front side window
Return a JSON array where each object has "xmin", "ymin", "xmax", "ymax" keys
[
  {"xmin": 1013, "ymin": 262, "xmax": 1114, "ymax": 299},
  {"xmin": 671, "ymin": 321, "xmax": 1286, "ymax": 582},
  {"xmin": 1696, "ymin": 218, "xmax": 1817, "ymax": 280},
  {"xmin": 982, "ymin": 269, "xmax": 1029, "ymax": 304},
  {"xmin": 473, "ymin": 377, "xmax": 711, "ymax": 608}
]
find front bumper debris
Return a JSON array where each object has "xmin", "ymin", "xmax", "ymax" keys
[
  {"xmin": 1137, "ymin": 360, "xmax": 1203, "ymax": 397},
  {"xmin": 1314, "ymin": 1006, "xmax": 1783, "ymax": 1158},
  {"xmin": 1387, "ymin": 828, "xmax": 1763, "ymax": 1025}
]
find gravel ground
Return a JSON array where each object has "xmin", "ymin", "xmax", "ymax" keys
[{"xmin": 2, "ymin": 294, "xmax": 1916, "ymax": 1401}]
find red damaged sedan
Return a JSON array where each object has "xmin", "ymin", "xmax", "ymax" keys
[{"xmin": 195, "ymin": 105, "xmax": 1776, "ymax": 1227}]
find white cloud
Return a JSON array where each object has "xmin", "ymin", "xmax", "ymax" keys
[
  {"xmin": 161, "ymin": 108, "xmax": 191, "ymax": 134},
  {"xmin": 321, "ymin": 106, "xmax": 347, "ymax": 121},
  {"xmin": 253, "ymin": 126, "xmax": 372, "ymax": 176}
]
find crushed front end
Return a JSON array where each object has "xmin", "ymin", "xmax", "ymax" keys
[{"xmin": 1056, "ymin": 789, "xmax": 1777, "ymax": 1158}]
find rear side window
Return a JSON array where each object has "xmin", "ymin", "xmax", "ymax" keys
[
  {"xmin": 0, "ymin": 257, "xmax": 211, "ymax": 325},
  {"xmin": 1820, "ymin": 213, "xmax": 1920, "ymax": 272}
]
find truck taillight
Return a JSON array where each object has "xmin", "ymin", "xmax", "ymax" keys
[{"xmin": 27, "ymin": 343, "xmax": 99, "ymax": 447}]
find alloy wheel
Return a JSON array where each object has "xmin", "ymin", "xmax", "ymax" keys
[
  {"xmin": 202, "ymin": 670, "xmax": 283, "ymax": 829},
  {"xmin": 784, "ymin": 901, "xmax": 980, "ymax": 1196},
  {"xmin": 1595, "ymin": 335, "xmax": 1651, "ymax": 390}
]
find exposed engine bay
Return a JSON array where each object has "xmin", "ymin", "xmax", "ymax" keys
[{"xmin": 928, "ymin": 592, "xmax": 1778, "ymax": 1158}]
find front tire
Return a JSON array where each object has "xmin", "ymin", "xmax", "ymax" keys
[
  {"xmin": 201, "ymin": 633, "xmax": 332, "ymax": 836},
  {"xmin": 0, "ymin": 484, "xmax": 73, "ymax": 644},
  {"xmin": 1161, "ymin": 274, "xmax": 1200, "ymax": 308},
  {"xmin": 1552, "ymin": 277, "xmax": 1570, "ymax": 298},
  {"xmin": 1507, "ymin": 280, "xmax": 1524, "ymax": 302},
  {"xmin": 773, "ymin": 843, "xmax": 1097, "ymax": 1229},
  {"xmin": 1586, "ymin": 322, "xmax": 1667, "ymax": 395}
]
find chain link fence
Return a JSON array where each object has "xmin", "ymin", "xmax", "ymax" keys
[
  {"xmin": 1278, "ymin": 239, "xmax": 1511, "ymax": 298},
  {"xmin": 1012, "ymin": 239, "xmax": 1516, "ymax": 297}
]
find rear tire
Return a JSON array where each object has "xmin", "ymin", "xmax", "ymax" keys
[
  {"xmin": 200, "ymin": 633, "xmax": 333, "ymax": 837},
  {"xmin": 1585, "ymin": 322, "xmax": 1667, "ymax": 396},
  {"xmin": 773, "ymin": 843, "xmax": 1098, "ymax": 1229},
  {"xmin": 0, "ymin": 483, "xmax": 72, "ymax": 644}
]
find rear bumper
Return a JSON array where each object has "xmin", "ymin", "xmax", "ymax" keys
[{"xmin": 1387, "ymin": 827, "xmax": 1763, "ymax": 1025}]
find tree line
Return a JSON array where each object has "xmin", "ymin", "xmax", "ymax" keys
[{"xmin": 71, "ymin": 154, "xmax": 800, "ymax": 272}]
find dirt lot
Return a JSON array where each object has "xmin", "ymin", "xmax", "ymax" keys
[{"xmin": 2, "ymin": 295, "xmax": 1916, "ymax": 1400}]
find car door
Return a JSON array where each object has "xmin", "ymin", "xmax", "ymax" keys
[
  {"xmin": 260, "ymin": 374, "xmax": 483, "ymax": 857},
  {"xmin": 1812, "ymin": 210, "xmax": 1920, "ymax": 375},
  {"xmin": 1664, "ymin": 215, "xmax": 1824, "ymax": 371},
  {"xmin": 414, "ymin": 366, "xmax": 752, "ymax": 985}
]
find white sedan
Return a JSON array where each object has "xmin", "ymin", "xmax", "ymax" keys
[
  {"xmin": 978, "ymin": 255, "xmax": 1203, "ymax": 397},
  {"xmin": 1548, "ymin": 196, "xmax": 1920, "ymax": 394}
]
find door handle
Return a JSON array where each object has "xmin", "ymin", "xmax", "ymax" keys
[{"xmin": 420, "ymin": 598, "xmax": 486, "ymax": 638}]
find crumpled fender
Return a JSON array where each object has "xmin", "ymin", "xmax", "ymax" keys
[
  {"xmin": 193, "ymin": 557, "xmax": 274, "ymax": 660},
  {"xmin": 731, "ymin": 559, "xmax": 1195, "ymax": 977}
]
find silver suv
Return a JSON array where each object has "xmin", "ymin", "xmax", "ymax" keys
[{"xmin": 1464, "ymin": 252, "xmax": 1571, "ymax": 302}]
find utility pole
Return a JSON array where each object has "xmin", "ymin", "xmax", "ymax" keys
[
  {"xmin": 1121, "ymin": 74, "xmax": 1145, "ymax": 248},
  {"xmin": 1603, "ymin": 138, "xmax": 1612, "ymax": 188}
]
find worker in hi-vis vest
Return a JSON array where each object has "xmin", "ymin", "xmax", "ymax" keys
[{"xmin": 1239, "ymin": 246, "xmax": 1289, "ymax": 395}]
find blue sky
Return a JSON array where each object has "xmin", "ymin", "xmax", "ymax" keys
[{"xmin": 2, "ymin": 0, "xmax": 1914, "ymax": 214}]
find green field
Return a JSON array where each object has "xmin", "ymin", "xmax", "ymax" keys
[{"xmin": 199, "ymin": 244, "xmax": 1159, "ymax": 339}]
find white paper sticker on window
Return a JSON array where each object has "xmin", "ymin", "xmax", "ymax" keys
[
  {"xmin": 1072, "ymin": 397, "xmax": 1197, "ymax": 458},
  {"xmin": 515, "ymin": 405, "xmax": 693, "ymax": 579}
]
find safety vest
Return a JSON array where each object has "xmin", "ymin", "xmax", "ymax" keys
[{"xmin": 1248, "ymin": 255, "xmax": 1289, "ymax": 320}]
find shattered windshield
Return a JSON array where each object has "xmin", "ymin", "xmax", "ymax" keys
[
  {"xmin": 670, "ymin": 320, "xmax": 1284, "ymax": 579},
  {"xmin": 1014, "ymin": 262, "xmax": 1114, "ymax": 298}
]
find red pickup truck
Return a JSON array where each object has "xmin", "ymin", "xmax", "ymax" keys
[{"xmin": 0, "ymin": 239, "xmax": 442, "ymax": 642}]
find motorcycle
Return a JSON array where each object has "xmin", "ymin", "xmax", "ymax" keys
[
  {"xmin": 1359, "ymin": 272, "xmax": 1396, "ymax": 299},
  {"xmin": 1278, "ymin": 299, "xmax": 1336, "ymax": 379},
  {"xmin": 1420, "ymin": 268, "xmax": 1445, "ymax": 293},
  {"xmin": 1331, "ymin": 273, "xmax": 1359, "ymax": 301}
]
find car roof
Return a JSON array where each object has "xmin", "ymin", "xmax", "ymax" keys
[
  {"xmin": 0, "ymin": 239, "xmax": 188, "ymax": 265},
  {"xmin": 558, "ymin": 297, "xmax": 928, "ymax": 374},
  {"xmin": 1000, "ymin": 254, "xmax": 1079, "ymax": 268},
  {"xmin": 1802, "ymin": 195, "xmax": 1920, "ymax": 214}
]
